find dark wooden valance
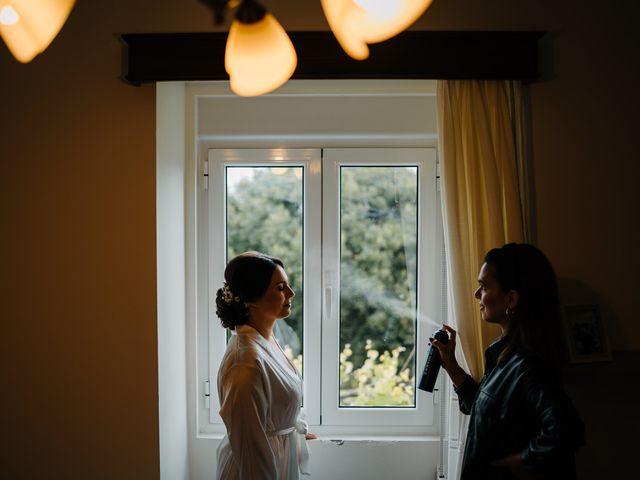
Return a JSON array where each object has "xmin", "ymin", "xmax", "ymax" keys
[{"xmin": 121, "ymin": 30, "xmax": 543, "ymax": 85}]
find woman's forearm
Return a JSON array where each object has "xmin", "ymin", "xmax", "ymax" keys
[{"xmin": 445, "ymin": 364, "xmax": 469, "ymax": 388}]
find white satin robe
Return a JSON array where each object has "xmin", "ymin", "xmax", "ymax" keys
[{"xmin": 216, "ymin": 324, "xmax": 310, "ymax": 480}]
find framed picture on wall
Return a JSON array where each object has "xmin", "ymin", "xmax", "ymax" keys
[{"xmin": 562, "ymin": 304, "xmax": 612, "ymax": 363}]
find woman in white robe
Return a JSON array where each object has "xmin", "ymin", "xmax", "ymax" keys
[{"xmin": 214, "ymin": 252, "xmax": 314, "ymax": 479}]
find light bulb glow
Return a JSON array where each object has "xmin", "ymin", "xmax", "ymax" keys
[
  {"xmin": 0, "ymin": 0, "xmax": 76, "ymax": 63},
  {"xmin": 225, "ymin": 13, "xmax": 297, "ymax": 96},
  {"xmin": 0, "ymin": 6, "xmax": 20, "ymax": 25},
  {"xmin": 353, "ymin": 0, "xmax": 399, "ymax": 19},
  {"xmin": 360, "ymin": 0, "xmax": 434, "ymax": 43},
  {"xmin": 321, "ymin": 0, "xmax": 433, "ymax": 59}
]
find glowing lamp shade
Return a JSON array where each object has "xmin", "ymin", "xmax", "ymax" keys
[
  {"xmin": 356, "ymin": 0, "xmax": 434, "ymax": 43},
  {"xmin": 321, "ymin": 0, "xmax": 369, "ymax": 60},
  {"xmin": 0, "ymin": 0, "xmax": 75, "ymax": 63},
  {"xmin": 321, "ymin": 0, "xmax": 433, "ymax": 60},
  {"xmin": 225, "ymin": 13, "xmax": 297, "ymax": 97}
]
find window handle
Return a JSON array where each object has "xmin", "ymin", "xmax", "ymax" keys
[{"xmin": 324, "ymin": 286, "xmax": 332, "ymax": 319}]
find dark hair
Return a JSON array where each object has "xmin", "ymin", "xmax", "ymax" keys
[
  {"xmin": 484, "ymin": 243, "xmax": 564, "ymax": 367},
  {"xmin": 215, "ymin": 251, "xmax": 284, "ymax": 330}
]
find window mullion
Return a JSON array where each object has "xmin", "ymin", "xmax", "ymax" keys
[
  {"xmin": 321, "ymin": 152, "xmax": 341, "ymax": 426},
  {"xmin": 303, "ymin": 154, "xmax": 322, "ymax": 425}
]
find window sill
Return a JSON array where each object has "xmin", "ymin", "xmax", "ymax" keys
[
  {"xmin": 196, "ymin": 432, "xmax": 440, "ymax": 444},
  {"xmin": 317, "ymin": 435, "xmax": 440, "ymax": 445}
]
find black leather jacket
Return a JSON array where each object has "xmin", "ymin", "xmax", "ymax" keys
[{"xmin": 455, "ymin": 337, "xmax": 584, "ymax": 479}]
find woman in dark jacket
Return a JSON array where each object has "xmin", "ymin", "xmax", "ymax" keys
[{"xmin": 432, "ymin": 243, "xmax": 584, "ymax": 479}]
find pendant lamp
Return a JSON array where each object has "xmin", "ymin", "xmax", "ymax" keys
[
  {"xmin": 225, "ymin": 0, "xmax": 297, "ymax": 96},
  {"xmin": 0, "ymin": 0, "xmax": 75, "ymax": 63}
]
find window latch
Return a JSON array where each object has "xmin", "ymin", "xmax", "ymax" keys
[
  {"xmin": 204, "ymin": 380, "xmax": 211, "ymax": 409},
  {"xmin": 203, "ymin": 160, "xmax": 209, "ymax": 190}
]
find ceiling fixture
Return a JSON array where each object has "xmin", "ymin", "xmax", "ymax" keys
[
  {"xmin": 225, "ymin": 0, "xmax": 297, "ymax": 97},
  {"xmin": 0, "ymin": 0, "xmax": 75, "ymax": 63},
  {"xmin": 200, "ymin": 0, "xmax": 434, "ymax": 96}
]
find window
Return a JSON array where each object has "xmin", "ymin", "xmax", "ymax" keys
[
  {"xmin": 203, "ymin": 147, "xmax": 441, "ymax": 433},
  {"xmin": 157, "ymin": 81, "xmax": 444, "ymax": 478}
]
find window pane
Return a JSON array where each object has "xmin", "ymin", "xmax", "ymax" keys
[
  {"xmin": 226, "ymin": 166, "xmax": 304, "ymax": 374},
  {"xmin": 339, "ymin": 166, "xmax": 418, "ymax": 407}
]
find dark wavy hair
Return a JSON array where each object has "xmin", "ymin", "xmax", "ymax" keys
[
  {"xmin": 215, "ymin": 251, "xmax": 284, "ymax": 330},
  {"xmin": 484, "ymin": 243, "xmax": 564, "ymax": 367}
]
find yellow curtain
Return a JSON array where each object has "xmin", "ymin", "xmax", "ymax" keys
[{"xmin": 437, "ymin": 80, "xmax": 526, "ymax": 381}]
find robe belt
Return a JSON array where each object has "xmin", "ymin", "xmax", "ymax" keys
[{"xmin": 266, "ymin": 419, "xmax": 311, "ymax": 475}]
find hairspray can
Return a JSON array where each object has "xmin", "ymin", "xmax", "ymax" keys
[{"xmin": 418, "ymin": 329, "xmax": 449, "ymax": 392}]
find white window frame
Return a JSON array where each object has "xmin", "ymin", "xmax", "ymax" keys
[
  {"xmin": 207, "ymin": 148, "xmax": 322, "ymax": 427},
  {"xmin": 201, "ymin": 146, "xmax": 442, "ymax": 435},
  {"xmin": 321, "ymin": 148, "xmax": 440, "ymax": 428}
]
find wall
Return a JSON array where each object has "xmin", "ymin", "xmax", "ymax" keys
[{"xmin": 1, "ymin": 1, "xmax": 638, "ymax": 479}]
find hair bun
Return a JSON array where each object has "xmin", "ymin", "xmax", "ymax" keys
[
  {"xmin": 215, "ymin": 286, "xmax": 248, "ymax": 330},
  {"xmin": 216, "ymin": 252, "xmax": 284, "ymax": 330}
]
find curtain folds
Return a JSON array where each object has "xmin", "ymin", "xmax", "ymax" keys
[{"xmin": 437, "ymin": 79, "xmax": 529, "ymax": 480}]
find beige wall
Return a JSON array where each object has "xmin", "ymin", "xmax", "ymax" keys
[{"xmin": 1, "ymin": 1, "xmax": 638, "ymax": 478}]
